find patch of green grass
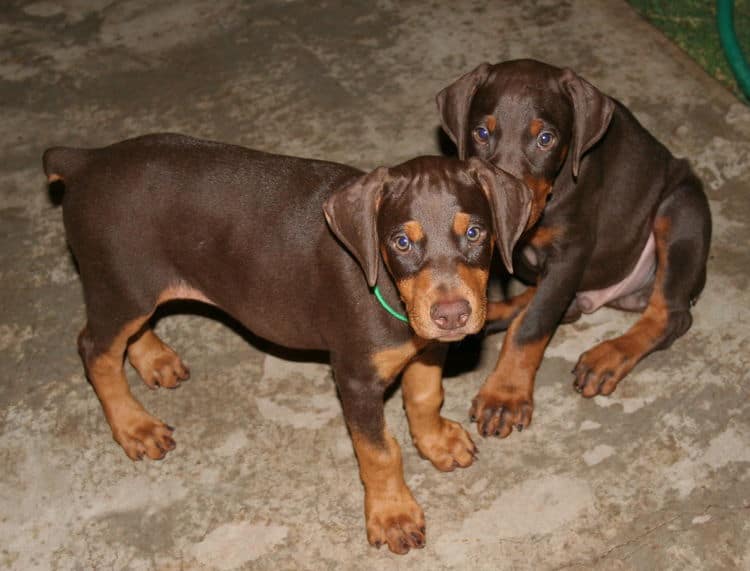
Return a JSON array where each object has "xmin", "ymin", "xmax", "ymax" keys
[{"xmin": 628, "ymin": 0, "xmax": 749, "ymax": 100}]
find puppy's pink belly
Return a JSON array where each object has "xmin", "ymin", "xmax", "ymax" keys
[{"xmin": 576, "ymin": 233, "xmax": 656, "ymax": 314}]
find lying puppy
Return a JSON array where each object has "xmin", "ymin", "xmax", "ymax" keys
[
  {"xmin": 43, "ymin": 133, "xmax": 531, "ymax": 554},
  {"xmin": 437, "ymin": 59, "xmax": 711, "ymax": 438}
]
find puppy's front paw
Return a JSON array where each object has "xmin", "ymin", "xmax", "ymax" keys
[
  {"xmin": 413, "ymin": 418, "xmax": 477, "ymax": 471},
  {"xmin": 365, "ymin": 493, "xmax": 426, "ymax": 555},
  {"xmin": 469, "ymin": 387, "xmax": 533, "ymax": 438}
]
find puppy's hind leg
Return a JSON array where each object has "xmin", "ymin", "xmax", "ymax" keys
[
  {"xmin": 127, "ymin": 285, "xmax": 214, "ymax": 388},
  {"xmin": 573, "ymin": 172, "xmax": 711, "ymax": 397},
  {"xmin": 79, "ymin": 314, "xmax": 176, "ymax": 461}
]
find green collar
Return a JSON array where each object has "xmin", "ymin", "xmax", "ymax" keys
[{"xmin": 373, "ymin": 285, "xmax": 409, "ymax": 322}]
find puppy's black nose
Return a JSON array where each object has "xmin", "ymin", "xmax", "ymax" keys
[{"xmin": 430, "ymin": 299, "xmax": 471, "ymax": 330}]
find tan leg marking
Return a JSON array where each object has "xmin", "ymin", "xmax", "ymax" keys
[
  {"xmin": 127, "ymin": 283, "xmax": 212, "ymax": 389},
  {"xmin": 370, "ymin": 337, "xmax": 427, "ymax": 382},
  {"xmin": 351, "ymin": 431, "xmax": 426, "ymax": 554},
  {"xmin": 402, "ymin": 347, "xmax": 476, "ymax": 471},
  {"xmin": 85, "ymin": 319, "xmax": 176, "ymax": 461},
  {"xmin": 486, "ymin": 286, "xmax": 536, "ymax": 322},
  {"xmin": 127, "ymin": 330, "xmax": 189, "ymax": 389},
  {"xmin": 88, "ymin": 283, "xmax": 211, "ymax": 460},
  {"xmin": 573, "ymin": 217, "xmax": 672, "ymax": 397},
  {"xmin": 471, "ymin": 306, "xmax": 551, "ymax": 437}
]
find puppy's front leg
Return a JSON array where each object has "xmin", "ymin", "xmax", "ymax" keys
[
  {"xmin": 402, "ymin": 344, "xmax": 476, "ymax": 471},
  {"xmin": 471, "ymin": 248, "xmax": 589, "ymax": 438},
  {"xmin": 332, "ymin": 349, "xmax": 425, "ymax": 555}
]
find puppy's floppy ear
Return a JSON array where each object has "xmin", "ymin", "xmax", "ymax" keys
[
  {"xmin": 468, "ymin": 157, "xmax": 532, "ymax": 274},
  {"xmin": 560, "ymin": 69, "xmax": 615, "ymax": 179},
  {"xmin": 436, "ymin": 63, "xmax": 491, "ymax": 160},
  {"xmin": 323, "ymin": 167, "xmax": 389, "ymax": 288}
]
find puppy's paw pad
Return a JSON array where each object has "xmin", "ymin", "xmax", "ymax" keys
[
  {"xmin": 112, "ymin": 410, "xmax": 176, "ymax": 461},
  {"xmin": 470, "ymin": 389, "xmax": 533, "ymax": 438},
  {"xmin": 414, "ymin": 418, "xmax": 477, "ymax": 471},
  {"xmin": 130, "ymin": 344, "xmax": 189, "ymax": 389},
  {"xmin": 366, "ymin": 504, "xmax": 426, "ymax": 555},
  {"xmin": 573, "ymin": 341, "xmax": 634, "ymax": 397}
]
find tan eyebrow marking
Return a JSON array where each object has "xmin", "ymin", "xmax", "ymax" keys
[
  {"xmin": 486, "ymin": 115, "xmax": 497, "ymax": 133},
  {"xmin": 452, "ymin": 212, "xmax": 471, "ymax": 236},
  {"xmin": 403, "ymin": 220, "xmax": 424, "ymax": 242}
]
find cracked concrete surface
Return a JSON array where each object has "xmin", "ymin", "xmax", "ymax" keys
[{"xmin": 1, "ymin": 1, "xmax": 749, "ymax": 569}]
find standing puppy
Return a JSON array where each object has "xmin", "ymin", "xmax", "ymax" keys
[
  {"xmin": 437, "ymin": 59, "xmax": 711, "ymax": 438},
  {"xmin": 43, "ymin": 133, "xmax": 531, "ymax": 554}
]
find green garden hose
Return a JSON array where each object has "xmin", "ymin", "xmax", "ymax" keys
[{"xmin": 717, "ymin": 0, "xmax": 750, "ymax": 100}]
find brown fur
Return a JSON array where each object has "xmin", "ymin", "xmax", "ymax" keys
[
  {"xmin": 437, "ymin": 59, "xmax": 710, "ymax": 438},
  {"xmin": 44, "ymin": 134, "xmax": 531, "ymax": 553}
]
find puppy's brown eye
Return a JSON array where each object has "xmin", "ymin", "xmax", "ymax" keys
[
  {"xmin": 537, "ymin": 131, "xmax": 555, "ymax": 148},
  {"xmin": 394, "ymin": 235, "xmax": 411, "ymax": 251},
  {"xmin": 473, "ymin": 127, "xmax": 490, "ymax": 144},
  {"xmin": 466, "ymin": 226, "xmax": 482, "ymax": 241}
]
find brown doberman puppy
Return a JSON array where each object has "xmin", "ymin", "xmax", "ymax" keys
[
  {"xmin": 437, "ymin": 59, "xmax": 711, "ymax": 438},
  {"xmin": 43, "ymin": 133, "xmax": 532, "ymax": 554}
]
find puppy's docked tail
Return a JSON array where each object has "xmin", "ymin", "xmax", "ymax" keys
[{"xmin": 42, "ymin": 146, "xmax": 89, "ymax": 183}]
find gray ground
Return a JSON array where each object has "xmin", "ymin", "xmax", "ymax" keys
[{"xmin": 1, "ymin": 1, "xmax": 749, "ymax": 569}]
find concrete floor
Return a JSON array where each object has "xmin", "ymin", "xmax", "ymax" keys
[{"xmin": 1, "ymin": 1, "xmax": 749, "ymax": 569}]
